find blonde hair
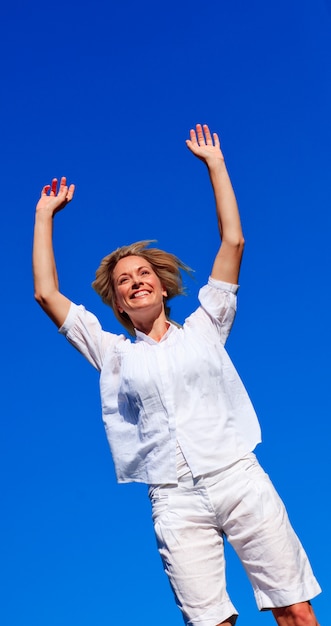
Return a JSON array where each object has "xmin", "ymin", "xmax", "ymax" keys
[{"xmin": 92, "ymin": 240, "xmax": 192, "ymax": 335}]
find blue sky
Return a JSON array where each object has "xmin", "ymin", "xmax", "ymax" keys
[{"xmin": 1, "ymin": 1, "xmax": 330, "ymax": 624}]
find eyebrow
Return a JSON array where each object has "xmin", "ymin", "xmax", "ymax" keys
[{"xmin": 116, "ymin": 265, "xmax": 151, "ymax": 280}]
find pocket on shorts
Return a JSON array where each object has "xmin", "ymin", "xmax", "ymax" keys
[
  {"xmin": 148, "ymin": 486, "xmax": 170, "ymax": 524},
  {"xmin": 242, "ymin": 453, "xmax": 270, "ymax": 481},
  {"xmin": 241, "ymin": 453, "xmax": 281, "ymax": 521}
]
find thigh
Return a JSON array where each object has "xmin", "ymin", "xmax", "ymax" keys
[
  {"xmin": 149, "ymin": 482, "xmax": 238, "ymax": 625},
  {"xmin": 218, "ymin": 455, "xmax": 320, "ymax": 609}
]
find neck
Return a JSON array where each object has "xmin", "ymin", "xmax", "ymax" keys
[{"xmin": 133, "ymin": 311, "xmax": 170, "ymax": 342}]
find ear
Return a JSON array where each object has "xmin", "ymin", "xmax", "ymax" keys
[
  {"xmin": 115, "ymin": 300, "xmax": 124, "ymax": 314},
  {"xmin": 162, "ymin": 285, "xmax": 168, "ymax": 298}
]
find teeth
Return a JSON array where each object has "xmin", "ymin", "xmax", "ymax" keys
[{"xmin": 133, "ymin": 291, "xmax": 149, "ymax": 298}]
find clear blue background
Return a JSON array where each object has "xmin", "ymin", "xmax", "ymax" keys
[{"xmin": 1, "ymin": 1, "xmax": 330, "ymax": 624}]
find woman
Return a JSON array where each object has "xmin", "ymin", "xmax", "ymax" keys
[{"xmin": 33, "ymin": 124, "xmax": 321, "ymax": 626}]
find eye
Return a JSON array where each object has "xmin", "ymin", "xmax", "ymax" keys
[
  {"xmin": 141, "ymin": 269, "xmax": 150, "ymax": 276},
  {"xmin": 118, "ymin": 276, "xmax": 129, "ymax": 285}
]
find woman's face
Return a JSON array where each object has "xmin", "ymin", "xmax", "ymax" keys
[{"xmin": 113, "ymin": 255, "xmax": 167, "ymax": 320}]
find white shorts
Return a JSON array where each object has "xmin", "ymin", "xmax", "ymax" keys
[{"xmin": 148, "ymin": 453, "xmax": 321, "ymax": 626}]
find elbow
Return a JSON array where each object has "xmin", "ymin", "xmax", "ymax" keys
[
  {"xmin": 34, "ymin": 283, "xmax": 42, "ymax": 304},
  {"xmin": 220, "ymin": 236, "xmax": 245, "ymax": 263},
  {"xmin": 34, "ymin": 290, "xmax": 48, "ymax": 308},
  {"xmin": 225, "ymin": 234, "xmax": 245, "ymax": 252},
  {"xmin": 237, "ymin": 235, "xmax": 245, "ymax": 251},
  {"xmin": 34, "ymin": 286, "xmax": 56, "ymax": 309},
  {"xmin": 233, "ymin": 237, "xmax": 245, "ymax": 262},
  {"xmin": 220, "ymin": 222, "xmax": 245, "ymax": 251}
]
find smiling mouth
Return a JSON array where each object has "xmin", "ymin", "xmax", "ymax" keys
[{"xmin": 131, "ymin": 290, "xmax": 151, "ymax": 299}]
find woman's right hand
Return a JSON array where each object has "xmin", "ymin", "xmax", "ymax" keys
[{"xmin": 36, "ymin": 176, "xmax": 75, "ymax": 217}]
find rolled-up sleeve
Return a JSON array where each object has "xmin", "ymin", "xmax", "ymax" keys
[
  {"xmin": 59, "ymin": 302, "xmax": 122, "ymax": 371},
  {"xmin": 198, "ymin": 277, "xmax": 239, "ymax": 345}
]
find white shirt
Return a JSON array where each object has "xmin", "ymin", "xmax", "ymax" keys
[{"xmin": 59, "ymin": 277, "xmax": 261, "ymax": 484}]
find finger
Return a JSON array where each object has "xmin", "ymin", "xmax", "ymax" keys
[
  {"xmin": 189, "ymin": 128, "xmax": 198, "ymax": 144},
  {"xmin": 66, "ymin": 183, "xmax": 75, "ymax": 202},
  {"xmin": 41, "ymin": 184, "xmax": 51, "ymax": 196},
  {"xmin": 196, "ymin": 124, "xmax": 205, "ymax": 145},
  {"xmin": 185, "ymin": 139, "xmax": 194, "ymax": 153},
  {"xmin": 50, "ymin": 178, "xmax": 58, "ymax": 197},
  {"xmin": 58, "ymin": 177, "xmax": 68, "ymax": 199},
  {"xmin": 213, "ymin": 132, "xmax": 220, "ymax": 148},
  {"xmin": 203, "ymin": 124, "xmax": 213, "ymax": 145}
]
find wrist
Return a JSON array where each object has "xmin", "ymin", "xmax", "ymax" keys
[
  {"xmin": 205, "ymin": 155, "xmax": 226, "ymax": 170},
  {"xmin": 35, "ymin": 207, "xmax": 55, "ymax": 221},
  {"xmin": 206, "ymin": 157, "xmax": 227, "ymax": 176}
]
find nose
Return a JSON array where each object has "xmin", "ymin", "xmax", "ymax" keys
[{"xmin": 132, "ymin": 277, "xmax": 144, "ymax": 289}]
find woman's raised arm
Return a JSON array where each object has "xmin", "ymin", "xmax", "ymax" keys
[
  {"xmin": 33, "ymin": 177, "xmax": 74, "ymax": 327},
  {"xmin": 186, "ymin": 124, "xmax": 244, "ymax": 284}
]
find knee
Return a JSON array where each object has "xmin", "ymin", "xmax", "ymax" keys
[
  {"xmin": 272, "ymin": 601, "xmax": 318, "ymax": 626},
  {"xmin": 216, "ymin": 616, "xmax": 237, "ymax": 626}
]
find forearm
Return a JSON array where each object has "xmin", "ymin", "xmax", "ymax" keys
[
  {"xmin": 207, "ymin": 159, "xmax": 244, "ymax": 246},
  {"xmin": 186, "ymin": 124, "xmax": 245, "ymax": 284},
  {"xmin": 207, "ymin": 159, "xmax": 244, "ymax": 284},
  {"xmin": 33, "ymin": 177, "xmax": 73, "ymax": 326},
  {"xmin": 33, "ymin": 210, "xmax": 59, "ymax": 303}
]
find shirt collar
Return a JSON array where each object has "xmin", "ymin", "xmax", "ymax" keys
[{"xmin": 135, "ymin": 322, "xmax": 176, "ymax": 345}]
